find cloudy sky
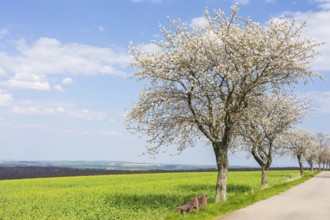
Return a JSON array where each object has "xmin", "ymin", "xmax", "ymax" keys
[{"xmin": 0, "ymin": 0, "xmax": 329, "ymax": 166}]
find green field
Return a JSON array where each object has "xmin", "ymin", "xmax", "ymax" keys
[{"xmin": 0, "ymin": 170, "xmax": 312, "ymax": 220}]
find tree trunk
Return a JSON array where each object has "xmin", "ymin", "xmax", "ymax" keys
[
  {"xmin": 250, "ymin": 144, "xmax": 272, "ymax": 188},
  {"xmin": 214, "ymin": 142, "xmax": 228, "ymax": 203},
  {"xmin": 307, "ymin": 160, "xmax": 313, "ymax": 173},
  {"xmin": 311, "ymin": 164, "xmax": 314, "ymax": 173},
  {"xmin": 261, "ymin": 166, "xmax": 269, "ymax": 188},
  {"xmin": 297, "ymin": 154, "xmax": 304, "ymax": 177}
]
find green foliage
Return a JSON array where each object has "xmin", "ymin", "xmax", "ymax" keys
[{"xmin": 0, "ymin": 170, "xmax": 312, "ymax": 220}]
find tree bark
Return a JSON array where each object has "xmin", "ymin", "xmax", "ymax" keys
[
  {"xmin": 307, "ymin": 160, "xmax": 313, "ymax": 173},
  {"xmin": 250, "ymin": 144, "xmax": 271, "ymax": 188},
  {"xmin": 297, "ymin": 154, "xmax": 304, "ymax": 177},
  {"xmin": 311, "ymin": 163, "xmax": 314, "ymax": 173},
  {"xmin": 261, "ymin": 166, "xmax": 269, "ymax": 188},
  {"xmin": 214, "ymin": 142, "xmax": 228, "ymax": 202}
]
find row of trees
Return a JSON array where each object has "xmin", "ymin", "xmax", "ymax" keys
[
  {"xmin": 298, "ymin": 132, "xmax": 330, "ymax": 173},
  {"xmin": 127, "ymin": 6, "xmax": 324, "ymax": 202},
  {"xmin": 252, "ymin": 130, "xmax": 330, "ymax": 187}
]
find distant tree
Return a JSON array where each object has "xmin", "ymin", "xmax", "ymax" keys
[
  {"xmin": 282, "ymin": 129, "xmax": 316, "ymax": 176},
  {"xmin": 238, "ymin": 94, "xmax": 307, "ymax": 187},
  {"xmin": 305, "ymin": 137, "xmax": 319, "ymax": 173},
  {"xmin": 315, "ymin": 133, "xmax": 330, "ymax": 170},
  {"xmin": 320, "ymin": 148, "xmax": 330, "ymax": 170},
  {"xmin": 127, "ymin": 6, "xmax": 321, "ymax": 202},
  {"xmin": 327, "ymin": 151, "xmax": 330, "ymax": 170}
]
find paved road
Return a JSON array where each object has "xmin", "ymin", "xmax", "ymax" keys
[{"xmin": 218, "ymin": 172, "xmax": 330, "ymax": 220}]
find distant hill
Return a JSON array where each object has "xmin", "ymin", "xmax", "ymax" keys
[
  {"xmin": 0, "ymin": 160, "xmax": 219, "ymax": 180},
  {"xmin": 0, "ymin": 161, "xmax": 300, "ymax": 180},
  {"xmin": 0, "ymin": 160, "xmax": 218, "ymax": 170}
]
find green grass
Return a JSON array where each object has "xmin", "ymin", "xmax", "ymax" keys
[
  {"xmin": 0, "ymin": 170, "xmax": 317, "ymax": 220},
  {"xmin": 168, "ymin": 171, "xmax": 319, "ymax": 220}
]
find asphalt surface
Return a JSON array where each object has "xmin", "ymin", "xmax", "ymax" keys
[{"xmin": 218, "ymin": 171, "xmax": 330, "ymax": 220}]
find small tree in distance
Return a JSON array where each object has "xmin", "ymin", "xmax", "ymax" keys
[
  {"xmin": 238, "ymin": 94, "xmax": 308, "ymax": 187},
  {"xmin": 282, "ymin": 129, "xmax": 317, "ymax": 176},
  {"xmin": 305, "ymin": 137, "xmax": 319, "ymax": 173},
  {"xmin": 320, "ymin": 148, "xmax": 330, "ymax": 170},
  {"xmin": 127, "ymin": 6, "xmax": 321, "ymax": 202},
  {"xmin": 315, "ymin": 133, "xmax": 330, "ymax": 170}
]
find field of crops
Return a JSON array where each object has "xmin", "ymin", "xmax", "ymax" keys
[{"xmin": 0, "ymin": 170, "xmax": 300, "ymax": 220}]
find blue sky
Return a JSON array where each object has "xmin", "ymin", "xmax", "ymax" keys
[{"xmin": 0, "ymin": 0, "xmax": 329, "ymax": 166}]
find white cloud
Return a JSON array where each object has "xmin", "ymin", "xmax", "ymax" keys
[
  {"xmin": 0, "ymin": 90, "xmax": 12, "ymax": 106},
  {"xmin": 61, "ymin": 77, "xmax": 73, "ymax": 85},
  {"xmin": 54, "ymin": 84, "xmax": 64, "ymax": 92},
  {"xmin": 97, "ymin": 130, "xmax": 123, "ymax": 136},
  {"xmin": 52, "ymin": 77, "xmax": 73, "ymax": 92},
  {"xmin": 286, "ymin": 11, "xmax": 330, "ymax": 71},
  {"xmin": 64, "ymin": 128, "xmax": 123, "ymax": 136},
  {"xmin": 10, "ymin": 100, "xmax": 106, "ymax": 120},
  {"xmin": 232, "ymin": 0, "xmax": 250, "ymax": 5},
  {"xmin": 0, "ymin": 29, "xmax": 9, "ymax": 38},
  {"xmin": 5, "ymin": 122, "xmax": 51, "ymax": 130},
  {"xmin": 0, "ymin": 37, "xmax": 130, "ymax": 90},
  {"xmin": 310, "ymin": 0, "xmax": 330, "ymax": 9},
  {"xmin": 6, "ymin": 74, "xmax": 51, "ymax": 90},
  {"xmin": 0, "ymin": 67, "xmax": 7, "ymax": 77},
  {"xmin": 190, "ymin": 17, "xmax": 209, "ymax": 29},
  {"xmin": 1, "ymin": 121, "xmax": 122, "ymax": 137},
  {"xmin": 140, "ymin": 43, "xmax": 162, "ymax": 53},
  {"xmin": 276, "ymin": 1, "xmax": 330, "ymax": 71}
]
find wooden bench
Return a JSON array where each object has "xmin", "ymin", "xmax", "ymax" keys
[{"xmin": 177, "ymin": 194, "xmax": 208, "ymax": 214}]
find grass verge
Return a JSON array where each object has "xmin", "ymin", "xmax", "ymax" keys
[{"xmin": 166, "ymin": 171, "xmax": 320, "ymax": 220}]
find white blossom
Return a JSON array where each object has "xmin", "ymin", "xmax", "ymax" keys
[
  {"xmin": 237, "ymin": 93, "xmax": 308, "ymax": 186},
  {"xmin": 281, "ymin": 129, "xmax": 318, "ymax": 176},
  {"xmin": 127, "ymin": 7, "xmax": 321, "ymax": 202}
]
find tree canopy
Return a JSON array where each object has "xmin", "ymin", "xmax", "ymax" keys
[{"xmin": 127, "ymin": 6, "xmax": 321, "ymax": 202}]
